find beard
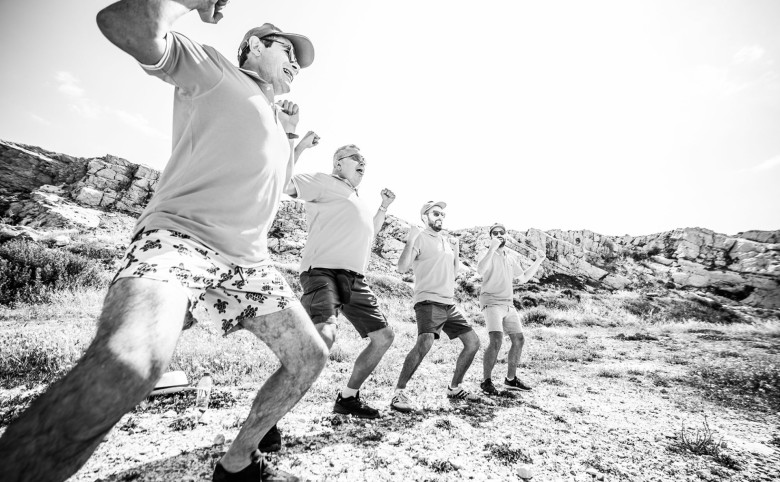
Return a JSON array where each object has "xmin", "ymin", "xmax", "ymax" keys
[
  {"xmin": 430, "ymin": 224, "xmax": 442, "ymax": 232},
  {"xmin": 499, "ymin": 239, "xmax": 506, "ymax": 248}
]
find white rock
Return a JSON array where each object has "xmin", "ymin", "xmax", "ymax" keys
[
  {"xmin": 516, "ymin": 464, "xmax": 534, "ymax": 479},
  {"xmin": 213, "ymin": 434, "xmax": 226, "ymax": 446}
]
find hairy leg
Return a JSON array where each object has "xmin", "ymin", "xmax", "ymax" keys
[
  {"xmin": 507, "ymin": 332, "xmax": 525, "ymax": 380},
  {"xmin": 482, "ymin": 331, "xmax": 504, "ymax": 381},
  {"xmin": 451, "ymin": 330, "xmax": 480, "ymax": 388},
  {"xmin": 0, "ymin": 278, "xmax": 187, "ymax": 482},
  {"xmin": 315, "ymin": 315, "xmax": 339, "ymax": 349},
  {"xmin": 395, "ymin": 333, "xmax": 435, "ymax": 389},
  {"xmin": 347, "ymin": 326, "xmax": 394, "ymax": 390},
  {"xmin": 219, "ymin": 304, "xmax": 328, "ymax": 472}
]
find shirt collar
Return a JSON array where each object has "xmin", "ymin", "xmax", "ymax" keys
[
  {"xmin": 330, "ymin": 174, "xmax": 358, "ymax": 193},
  {"xmin": 239, "ymin": 68, "xmax": 275, "ymax": 101}
]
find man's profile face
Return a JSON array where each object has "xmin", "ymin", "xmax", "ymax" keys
[
  {"xmin": 255, "ymin": 36, "xmax": 300, "ymax": 95},
  {"xmin": 491, "ymin": 228, "xmax": 506, "ymax": 248},
  {"xmin": 335, "ymin": 151, "xmax": 366, "ymax": 187},
  {"xmin": 425, "ymin": 208, "xmax": 446, "ymax": 232}
]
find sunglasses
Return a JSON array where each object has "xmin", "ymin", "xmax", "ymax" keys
[
  {"xmin": 337, "ymin": 154, "xmax": 365, "ymax": 164},
  {"xmin": 264, "ymin": 38, "xmax": 297, "ymax": 64},
  {"xmin": 491, "ymin": 230, "xmax": 506, "ymax": 236},
  {"xmin": 429, "ymin": 210, "xmax": 446, "ymax": 218}
]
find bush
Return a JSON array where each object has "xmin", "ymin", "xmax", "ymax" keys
[{"xmin": 0, "ymin": 239, "xmax": 109, "ymax": 305}]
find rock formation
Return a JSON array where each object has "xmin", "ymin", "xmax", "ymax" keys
[{"xmin": 1, "ymin": 139, "xmax": 778, "ymax": 311}]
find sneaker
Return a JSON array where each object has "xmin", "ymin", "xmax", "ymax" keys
[
  {"xmin": 390, "ymin": 391, "xmax": 415, "ymax": 413},
  {"xmin": 213, "ymin": 450, "xmax": 299, "ymax": 481},
  {"xmin": 257, "ymin": 424, "xmax": 281, "ymax": 453},
  {"xmin": 446, "ymin": 386, "xmax": 480, "ymax": 402},
  {"xmin": 480, "ymin": 378, "xmax": 499, "ymax": 396},
  {"xmin": 333, "ymin": 391, "xmax": 380, "ymax": 419},
  {"xmin": 504, "ymin": 377, "xmax": 532, "ymax": 391}
]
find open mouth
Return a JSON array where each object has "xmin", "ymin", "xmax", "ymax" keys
[
  {"xmin": 282, "ymin": 68, "xmax": 293, "ymax": 82},
  {"xmin": 356, "ymin": 168, "xmax": 364, "ymax": 175}
]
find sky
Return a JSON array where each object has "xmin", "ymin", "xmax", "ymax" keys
[{"xmin": 1, "ymin": 0, "xmax": 779, "ymax": 236}]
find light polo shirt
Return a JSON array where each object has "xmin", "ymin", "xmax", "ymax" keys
[
  {"xmin": 477, "ymin": 248, "xmax": 525, "ymax": 308},
  {"xmin": 411, "ymin": 229, "xmax": 456, "ymax": 305},
  {"xmin": 136, "ymin": 31, "xmax": 291, "ymax": 266},
  {"xmin": 293, "ymin": 173, "xmax": 374, "ymax": 274}
]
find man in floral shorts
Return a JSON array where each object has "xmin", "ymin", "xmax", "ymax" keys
[{"xmin": 0, "ymin": 1, "xmax": 326, "ymax": 481}]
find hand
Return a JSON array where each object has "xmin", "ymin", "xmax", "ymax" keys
[
  {"xmin": 298, "ymin": 131, "xmax": 320, "ymax": 150},
  {"xmin": 276, "ymin": 100, "xmax": 300, "ymax": 133},
  {"xmin": 408, "ymin": 224, "xmax": 422, "ymax": 241},
  {"xmin": 380, "ymin": 188, "xmax": 396, "ymax": 207},
  {"xmin": 489, "ymin": 236, "xmax": 502, "ymax": 251},
  {"xmin": 197, "ymin": 0, "xmax": 228, "ymax": 24},
  {"xmin": 536, "ymin": 248, "xmax": 546, "ymax": 259},
  {"xmin": 448, "ymin": 236, "xmax": 460, "ymax": 250}
]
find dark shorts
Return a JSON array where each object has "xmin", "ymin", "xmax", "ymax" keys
[
  {"xmin": 299, "ymin": 268, "xmax": 388, "ymax": 338},
  {"xmin": 413, "ymin": 301, "xmax": 473, "ymax": 340}
]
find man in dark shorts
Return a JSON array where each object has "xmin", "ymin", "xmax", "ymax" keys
[
  {"xmin": 283, "ymin": 144, "xmax": 396, "ymax": 419},
  {"xmin": 0, "ymin": 2, "xmax": 326, "ymax": 481},
  {"xmin": 390, "ymin": 201, "xmax": 481, "ymax": 413}
]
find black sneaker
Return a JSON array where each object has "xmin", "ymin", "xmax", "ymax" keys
[
  {"xmin": 213, "ymin": 450, "xmax": 299, "ymax": 481},
  {"xmin": 480, "ymin": 378, "xmax": 499, "ymax": 396},
  {"xmin": 257, "ymin": 424, "xmax": 281, "ymax": 453},
  {"xmin": 333, "ymin": 391, "xmax": 380, "ymax": 419},
  {"xmin": 504, "ymin": 377, "xmax": 532, "ymax": 391}
]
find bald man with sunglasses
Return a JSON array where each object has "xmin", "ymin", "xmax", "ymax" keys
[
  {"xmin": 477, "ymin": 223, "xmax": 546, "ymax": 395},
  {"xmin": 283, "ymin": 144, "xmax": 396, "ymax": 421}
]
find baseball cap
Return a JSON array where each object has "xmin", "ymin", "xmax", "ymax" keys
[
  {"xmin": 238, "ymin": 23, "xmax": 314, "ymax": 68},
  {"xmin": 420, "ymin": 200, "xmax": 447, "ymax": 215},
  {"xmin": 489, "ymin": 223, "xmax": 506, "ymax": 234},
  {"xmin": 149, "ymin": 370, "xmax": 190, "ymax": 396}
]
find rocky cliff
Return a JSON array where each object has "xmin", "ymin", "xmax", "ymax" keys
[{"xmin": 1, "ymin": 139, "xmax": 778, "ymax": 312}]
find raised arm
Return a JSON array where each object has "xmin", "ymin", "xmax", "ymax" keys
[
  {"xmin": 373, "ymin": 189, "xmax": 396, "ymax": 236},
  {"xmin": 476, "ymin": 236, "xmax": 502, "ymax": 274},
  {"xmin": 397, "ymin": 225, "xmax": 421, "ymax": 273},
  {"xmin": 294, "ymin": 131, "xmax": 320, "ymax": 164},
  {"xmin": 516, "ymin": 248, "xmax": 546, "ymax": 283},
  {"xmin": 96, "ymin": 0, "xmax": 226, "ymax": 65}
]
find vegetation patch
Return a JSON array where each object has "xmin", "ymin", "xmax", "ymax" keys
[
  {"xmin": 484, "ymin": 441, "xmax": 533, "ymax": 465},
  {"xmin": 688, "ymin": 362, "xmax": 780, "ymax": 411}
]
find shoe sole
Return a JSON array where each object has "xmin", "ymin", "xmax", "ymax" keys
[
  {"xmin": 390, "ymin": 404, "xmax": 414, "ymax": 413},
  {"xmin": 503, "ymin": 385, "xmax": 531, "ymax": 391},
  {"xmin": 333, "ymin": 405, "xmax": 380, "ymax": 419}
]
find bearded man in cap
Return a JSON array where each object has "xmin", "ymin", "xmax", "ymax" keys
[
  {"xmin": 0, "ymin": 1, "xmax": 325, "ymax": 481},
  {"xmin": 389, "ymin": 201, "xmax": 482, "ymax": 413},
  {"xmin": 284, "ymin": 144, "xmax": 396, "ymax": 420},
  {"xmin": 477, "ymin": 223, "xmax": 546, "ymax": 395}
]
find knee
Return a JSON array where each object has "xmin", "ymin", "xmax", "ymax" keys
[
  {"xmin": 296, "ymin": 335, "xmax": 329, "ymax": 376},
  {"xmin": 464, "ymin": 332, "xmax": 481, "ymax": 353},
  {"xmin": 416, "ymin": 334, "xmax": 434, "ymax": 355},
  {"xmin": 372, "ymin": 326, "xmax": 395, "ymax": 349},
  {"xmin": 511, "ymin": 333, "xmax": 525, "ymax": 345},
  {"xmin": 487, "ymin": 333, "xmax": 503, "ymax": 350}
]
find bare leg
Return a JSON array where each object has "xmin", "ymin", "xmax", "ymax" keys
[
  {"xmin": 219, "ymin": 304, "xmax": 328, "ymax": 472},
  {"xmin": 451, "ymin": 330, "xmax": 480, "ymax": 388},
  {"xmin": 395, "ymin": 334, "xmax": 435, "ymax": 389},
  {"xmin": 347, "ymin": 326, "xmax": 394, "ymax": 390},
  {"xmin": 0, "ymin": 278, "xmax": 188, "ymax": 482},
  {"xmin": 315, "ymin": 316, "xmax": 339, "ymax": 350},
  {"xmin": 506, "ymin": 332, "xmax": 525, "ymax": 380},
  {"xmin": 482, "ymin": 331, "xmax": 504, "ymax": 381}
]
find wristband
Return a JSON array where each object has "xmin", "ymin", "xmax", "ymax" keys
[
  {"xmin": 286, "ymin": 132, "xmax": 299, "ymax": 139},
  {"xmin": 378, "ymin": 205, "xmax": 388, "ymax": 212}
]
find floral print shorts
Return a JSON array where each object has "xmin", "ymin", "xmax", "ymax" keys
[{"xmin": 112, "ymin": 229, "xmax": 298, "ymax": 336}]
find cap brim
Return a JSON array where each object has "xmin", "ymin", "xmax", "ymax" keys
[
  {"xmin": 149, "ymin": 385, "xmax": 192, "ymax": 397},
  {"xmin": 278, "ymin": 33, "xmax": 314, "ymax": 68}
]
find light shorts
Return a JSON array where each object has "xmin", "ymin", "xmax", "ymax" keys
[
  {"xmin": 112, "ymin": 229, "xmax": 299, "ymax": 336},
  {"xmin": 483, "ymin": 304, "xmax": 523, "ymax": 334}
]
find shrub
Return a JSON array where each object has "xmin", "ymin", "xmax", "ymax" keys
[{"xmin": 0, "ymin": 239, "xmax": 109, "ymax": 305}]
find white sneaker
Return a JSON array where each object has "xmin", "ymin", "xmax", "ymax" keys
[
  {"xmin": 446, "ymin": 386, "xmax": 480, "ymax": 402},
  {"xmin": 390, "ymin": 391, "xmax": 415, "ymax": 413}
]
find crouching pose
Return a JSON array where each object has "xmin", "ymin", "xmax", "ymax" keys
[
  {"xmin": 477, "ymin": 223, "xmax": 546, "ymax": 395},
  {"xmin": 390, "ymin": 201, "xmax": 481, "ymax": 413}
]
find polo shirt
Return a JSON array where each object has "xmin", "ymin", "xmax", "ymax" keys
[
  {"xmin": 477, "ymin": 248, "xmax": 525, "ymax": 308},
  {"xmin": 136, "ymin": 31, "xmax": 291, "ymax": 266},
  {"xmin": 411, "ymin": 229, "xmax": 456, "ymax": 305},
  {"xmin": 293, "ymin": 173, "xmax": 374, "ymax": 274}
]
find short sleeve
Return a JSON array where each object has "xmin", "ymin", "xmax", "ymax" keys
[
  {"xmin": 411, "ymin": 234, "xmax": 423, "ymax": 259},
  {"xmin": 291, "ymin": 173, "xmax": 327, "ymax": 202},
  {"xmin": 140, "ymin": 31, "xmax": 223, "ymax": 97}
]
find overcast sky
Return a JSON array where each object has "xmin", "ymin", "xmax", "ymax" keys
[{"xmin": 1, "ymin": 0, "xmax": 778, "ymax": 236}]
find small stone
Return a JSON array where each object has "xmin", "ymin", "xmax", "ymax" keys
[
  {"xmin": 213, "ymin": 434, "xmax": 225, "ymax": 446},
  {"xmin": 162, "ymin": 410, "xmax": 177, "ymax": 418},
  {"xmin": 517, "ymin": 464, "xmax": 534, "ymax": 479},
  {"xmin": 585, "ymin": 468, "xmax": 599, "ymax": 477}
]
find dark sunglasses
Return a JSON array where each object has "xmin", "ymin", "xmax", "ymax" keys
[
  {"xmin": 264, "ymin": 38, "xmax": 297, "ymax": 64},
  {"xmin": 430, "ymin": 211, "xmax": 446, "ymax": 218},
  {"xmin": 491, "ymin": 230, "xmax": 506, "ymax": 236}
]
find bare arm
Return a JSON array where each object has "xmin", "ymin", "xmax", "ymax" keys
[
  {"xmin": 397, "ymin": 225, "xmax": 421, "ymax": 273},
  {"xmin": 373, "ymin": 189, "xmax": 396, "ymax": 236},
  {"xmin": 449, "ymin": 236, "xmax": 461, "ymax": 273},
  {"xmin": 96, "ymin": 0, "xmax": 225, "ymax": 65},
  {"xmin": 293, "ymin": 131, "xmax": 320, "ymax": 165},
  {"xmin": 516, "ymin": 249, "xmax": 546, "ymax": 283},
  {"xmin": 476, "ymin": 237, "xmax": 502, "ymax": 274}
]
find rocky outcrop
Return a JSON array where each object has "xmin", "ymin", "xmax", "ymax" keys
[{"xmin": 1, "ymin": 139, "xmax": 778, "ymax": 311}]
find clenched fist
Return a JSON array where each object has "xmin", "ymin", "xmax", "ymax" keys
[{"xmin": 380, "ymin": 188, "xmax": 396, "ymax": 208}]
